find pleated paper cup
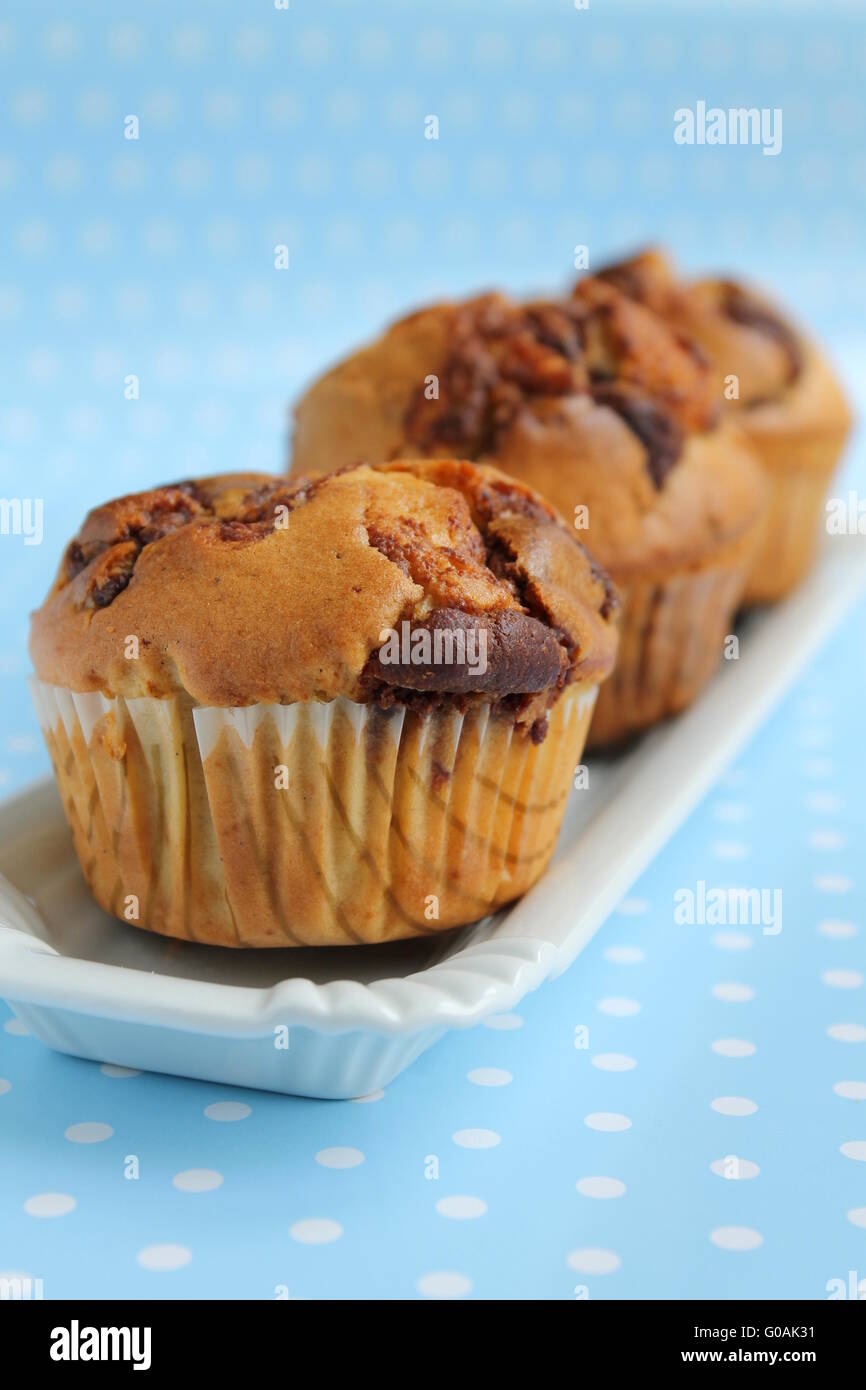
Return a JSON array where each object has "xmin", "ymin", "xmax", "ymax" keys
[
  {"xmin": 30, "ymin": 677, "xmax": 597, "ymax": 948},
  {"xmin": 587, "ymin": 532, "xmax": 755, "ymax": 749},
  {"xmin": 739, "ymin": 348, "xmax": 850, "ymax": 604}
]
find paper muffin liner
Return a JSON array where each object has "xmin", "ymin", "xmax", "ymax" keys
[
  {"xmin": 741, "ymin": 449, "xmax": 841, "ymax": 604},
  {"xmin": 587, "ymin": 540, "xmax": 753, "ymax": 749},
  {"xmin": 30, "ymin": 677, "xmax": 597, "ymax": 948},
  {"xmin": 743, "ymin": 466, "xmax": 829, "ymax": 604},
  {"xmin": 739, "ymin": 365, "xmax": 849, "ymax": 604}
]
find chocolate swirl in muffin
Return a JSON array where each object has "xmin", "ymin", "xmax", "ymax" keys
[
  {"xmin": 717, "ymin": 281, "xmax": 802, "ymax": 387},
  {"xmin": 35, "ymin": 461, "xmax": 618, "ymax": 733},
  {"xmin": 597, "ymin": 249, "xmax": 803, "ymax": 403},
  {"xmin": 403, "ymin": 278, "xmax": 717, "ymax": 490}
]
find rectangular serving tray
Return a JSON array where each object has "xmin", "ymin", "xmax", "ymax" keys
[{"xmin": 2, "ymin": 535, "xmax": 865, "ymax": 1098}]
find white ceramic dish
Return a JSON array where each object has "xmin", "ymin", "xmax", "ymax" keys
[{"xmin": 2, "ymin": 535, "xmax": 864, "ymax": 1099}]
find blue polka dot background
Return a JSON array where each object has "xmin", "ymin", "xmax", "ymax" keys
[{"xmin": 1, "ymin": 0, "xmax": 865, "ymax": 1300}]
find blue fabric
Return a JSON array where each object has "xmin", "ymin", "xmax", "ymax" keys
[{"xmin": 1, "ymin": 0, "xmax": 864, "ymax": 1300}]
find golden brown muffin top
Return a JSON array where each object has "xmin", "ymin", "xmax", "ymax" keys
[
  {"xmin": 401, "ymin": 280, "xmax": 718, "ymax": 477},
  {"xmin": 596, "ymin": 248, "xmax": 802, "ymax": 408},
  {"xmin": 291, "ymin": 280, "xmax": 766, "ymax": 577},
  {"xmin": 30, "ymin": 460, "xmax": 618, "ymax": 731}
]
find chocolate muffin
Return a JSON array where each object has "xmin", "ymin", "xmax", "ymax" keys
[
  {"xmin": 291, "ymin": 279, "xmax": 767, "ymax": 746},
  {"xmin": 596, "ymin": 248, "xmax": 851, "ymax": 603},
  {"xmin": 29, "ymin": 460, "xmax": 617, "ymax": 947}
]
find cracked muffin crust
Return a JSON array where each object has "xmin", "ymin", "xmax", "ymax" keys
[
  {"xmin": 595, "ymin": 248, "xmax": 852, "ymax": 602},
  {"xmin": 290, "ymin": 278, "xmax": 765, "ymax": 582},
  {"xmin": 597, "ymin": 248, "xmax": 802, "ymax": 408},
  {"xmin": 289, "ymin": 279, "xmax": 768, "ymax": 744},
  {"xmin": 30, "ymin": 460, "xmax": 617, "ymax": 725},
  {"xmin": 400, "ymin": 281, "xmax": 717, "ymax": 469},
  {"xmin": 29, "ymin": 461, "xmax": 618, "ymax": 947}
]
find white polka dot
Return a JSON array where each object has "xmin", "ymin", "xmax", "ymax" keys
[
  {"xmin": 713, "ymin": 931, "xmax": 753, "ymax": 951},
  {"xmin": 172, "ymin": 26, "xmax": 207, "ymax": 63},
  {"xmin": 834, "ymin": 1081, "xmax": 866, "ymax": 1101},
  {"xmin": 204, "ymin": 1101, "xmax": 251, "ymax": 1122},
  {"xmin": 616, "ymin": 897, "xmax": 649, "ymax": 916},
  {"xmin": 719, "ymin": 767, "xmax": 746, "ymax": 788},
  {"xmin": 24, "ymin": 347, "xmax": 60, "ymax": 382},
  {"xmin": 798, "ymin": 727, "xmax": 831, "ymax": 750},
  {"xmin": 4, "ymin": 1017, "xmax": 29, "ymax": 1036},
  {"xmin": 847, "ymin": 1207, "xmax": 866, "ymax": 1229},
  {"xmin": 136, "ymin": 1243, "xmax": 191, "ymax": 1271},
  {"xmin": 202, "ymin": 89, "xmax": 239, "ymax": 129},
  {"xmin": 814, "ymin": 874, "xmax": 853, "ymax": 893},
  {"xmin": 840, "ymin": 1140, "xmax": 866, "ymax": 1162},
  {"xmin": 597, "ymin": 996, "xmax": 641, "ymax": 1017},
  {"xmin": 350, "ymin": 1090, "xmax": 383, "ymax": 1104},
  {"xmin": 828, "ymin": 1024, "xmax": 866, "ymax": 1043},
  {"xmin": 710, "ymin": 1226, "xmax": 763, "ymax": 1251},
  {"xmin": 711, "ymin": 1038, "xmax": 757, "ymax": 1058},
  {"xmin": 710, "ymin": 1156, "xmax": 760, "ymax": 1180},
  {"xmin": 290, "ymin": 1218, "xmax": 343, "ymax": 1244},
  {"xmin": 11, "ymin": 88, "xmax": 50, "ymax": 126},
  {"xmin": 417, "ymin": 1270, "xmax": 472, "ymax": 1299},
  {"xmin": 809, "ymin": 830, "xmax": 848, "ymax": 851},
  {"xmin": 822, "ymin": 969, "xmax": 863, "ymax": 990},
  {"xmin": 235, "ymin": 26, "xmax": 268, "ymax": 64},
  {"xmin": 805, "ymin": 758, "xmax": 835, "ymax": 779},
  {"xmin": 711, "ymin": 1096, "xmax": 758, "ymax": 1116},
  {"xmin": 712, "ymin": 982, "xmax": 755, "ymax": 1003},
  {"xmin": 172, "ymin": 1168, "xmax": 223, "ymax": 1192},
  {"xmin": 315, "ymin": 1147, "xmax": 365, "ymax": 1170},
  {"xmin": 0, "ymin": 406, "xmax": 36, "ymax": 444},
  {"xmin": 714, "ymin": 802, "xmax": 750, "ymax": 823},
  {"xmin": 805, "ymin": 792, "xmax": 842, "ymax": 814},
  {"xmin": 604, "ymin": 945, "xmax": 645, "ymax": 965},
  {"xmin": 566, "ymin": 1247, "xmax": 621, "ymax": 1275},
  {"xmin": 482, "ymin": 1013, "xmax": 523, "ymax": 1031},
  {"xmin": 0, "ymin": 287, "xmax": 22, "ymax": 324},
  {"xmin": 43, "ymin": 23, "xmax": 80, "ymax": 61},
  {"xmin": 24, "ymin": 1192, "xmax": 76, "ymax": 1218},
  {"xmin": 819, "ymin": 920, "xmax": 857, "ymax": 939},
  {"xmin": 452, "ymin": 1128, "xmax": 501, "ymax": 1149},
  {"xmin": 54, "ymin": 283, "xmax": 88, "ymax": 318},
  {"xmin": 584, "ymin": 1111, "xmax": 632, "ymax": 1132},
  {"xmin": 797, "ymin": 693, "xmax": 831, "ymax": 719},
  {"xmin": 436, "ymin": 1195, "xmax": 487, "ymax": 1220},
  {"xmin": 576, "ymin": 1175, "xmax": 626, "ymax": 1199},
  {"xmin": 592, "ymin": 1052, "xmax": 636, "ymax": 1072},
  {"xmin": 713, "ymin": 841, "xmax": 750, "ymax": 861},
  {"xmin": 467, "ymin": 1067, "xmax": 512, "ymax": 1087},
  {"xmin": 0, "ymin": 1079, "xmax": 11, "ymax": 1096},
  {"xmin": 64, "ymin": 1122, "xmax": 113, "ymax": 1144},
  {"xmin": 109, "ymin": 24, "xmax": 144, "ymax": 62}
]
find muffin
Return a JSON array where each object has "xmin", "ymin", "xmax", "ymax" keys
[
  {"xmin": 596, "ymin": 248, "xmax": 851, "ymax": 603},
  {"xmin": 29, "ymin": 461, "xmax": 618, "ymax": 948},
  {"xmin": 291, "ymin": 280, "xmax": 767, "ymax": 746}
]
